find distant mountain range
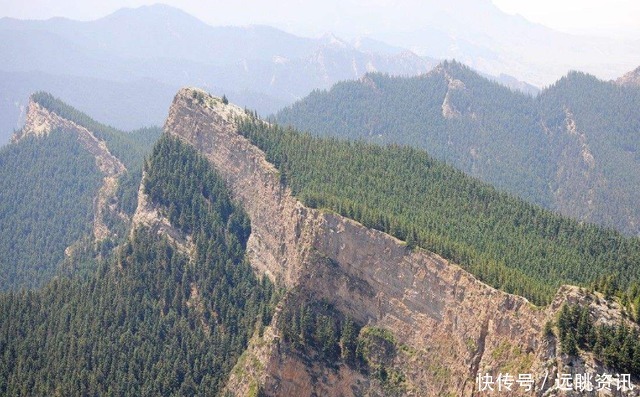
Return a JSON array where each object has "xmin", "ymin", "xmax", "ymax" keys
[
  {"xmin": 277, "ymin": 61, "xmax": 640, "ymax": 236},
  {"xmin": 0, "ymin": 4, "xmax": 439, "ymax": 144},
  {"xmin": 298, "ymin": 0, "xmax": 640, "ymax": 87},
  {"xmin": 0, "ymin": 3, "xmax": 550, "ymax": 145}
]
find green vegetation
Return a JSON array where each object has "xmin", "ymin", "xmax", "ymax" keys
[
  {"xmin": 356, "ymin": 327, "xmax": 405, "ymax": 394},
  {"xmin": 276, "ymin": 62, "xmax": 640, "ymax": 235},
  {"xmin": 279, "ymin": 299, "xmax": 360, "ymax": 366},
  {"xmin": 0, "ymin": 93, "xmax": 160, "ymax": 291},
  {"xmin": 278, "ymin": 300, "xmax": 406, "ymax": 393},
  {"xmin": 0, "ymin": 129, "xmax": 102, "ymax": 290},
  {"xmin": 237, "ymin": 117, "xmax": 640, "ymax": 305},
  {"xmin": 558, "ymin": 304, "xmax": 640, "ymax": 376},
  {"xmin": 590, "ymin": 275, "xmax": 640, "ymax": 321},
  {"xmin": 0, "ymin": 135, "xmax": 276, "ymax": 395},
  {"xmin": 31, "ymin": 92, "xmax": 159, "ymax": 170}
]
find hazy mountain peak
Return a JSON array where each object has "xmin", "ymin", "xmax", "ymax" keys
[
  {"xmin": 546, "ymin": 70, "xmax": 600, "ymax": 90},
  {"xmin": 351, "ymin": 36, "xmax": 406, "ymax": 55},
  {"xmin": 320, "ymin": 32, "xmax": 349, "ymax": 49},
  {"xmin": 616, "ymin": 65, "xmax": 640, "ymax": 87},
  {"xmin": 100, "ymin": 3, "xmax": 196, "ymax": 21},
  {"xmin": 429, "ymin": 59, "xmax": 472, "ymax": 77},
  {"xmin": 95, "ymin": 3, "xmax": 211, "ymax": 36}
]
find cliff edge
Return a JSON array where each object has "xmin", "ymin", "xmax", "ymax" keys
[
  {"xmin": 159, "ymin": 87, "xmax": 638, "ymax": 396},
  {"xmin": 12, "ymin": 98, "xmax": 126, "ymax": 242}
]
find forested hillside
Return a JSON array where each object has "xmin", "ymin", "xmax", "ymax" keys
[
  {"xmin": 0, "ymin": 94, "xmax": 160, "ymax": 290},
  {"xmin": 276, "ymin": 61, "xmax": 640, "ymax": 236},
  {"xmin": 30, "ymin": 92, "xmax": 160, "ymax": 170},
  {"xmin": 0, "ymin": 135, "xmax": 276, "ymax": 395},
  {"xmin": 0, "ymin": 130, "xmax": 101, "ymax": 290},
  {"xmin": 238, "ymin": 117, "xmax": 640, "ymax": 306}
]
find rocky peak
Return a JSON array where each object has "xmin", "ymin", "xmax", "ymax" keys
[
  {"xmin": 154, "ymin": 88, "xmax": 639, "ymax": 396},
  {"xmin": 12, "ymin": 100, "xmax": 58, "ymax": 143},
  {"xmin": 616, "ymin": 66, "xmax": 640, "ymax": 87},
  {"xmin": 427, "ymin": 61, "xmax": 469, "ymax": 119},
  {"xmin": 13, "ymin": 96, "xmax": 126, "ymax": 241},
  {"xmin": 164, "ymin": 88, "xmax": 538, "ymax": 395},
  {"xmin": 320, "ymin": 32, "xmax": 349, "ymax": 49},
  {"xmin": 164, "ymin": 88, "xmax": 247, "ymax": 141}
]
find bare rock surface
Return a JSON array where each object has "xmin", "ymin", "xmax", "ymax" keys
[
  {"xmin": 616, "ymin": 66, "xmax": 640, "ymax": 87},
  {"xmin": 160, "ymin": 87, "xmax": 638, "ymax": 396}
]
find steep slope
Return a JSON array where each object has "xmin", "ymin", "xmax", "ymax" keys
[
  {"xmin": 0, "ymin": 127, "xmax": 101, "ymax": 290},
  {"xmin": 163, "ymin": 88, "xmax": 639, "ymax": 395},
  {"xmin": 277, "ymin": 61, "xmax": 640, "ymax": 236},
  {"xmin": 14, "ymin": 96, "xmax": 126, "ymax": 241},
  {"xmin": 538, "ymin": 72, "xmax": 640, "ymax": 232},
  {"xmin": 1, "ymin": 88, "xmax": 638, "ymax": 395},
  {"xmin": 0, "ymin": 134, "xmax": 275, "ymax": 395},
  {"xmin": 0, "ymin": 93, "xmax": 159, "ymax": 290}
]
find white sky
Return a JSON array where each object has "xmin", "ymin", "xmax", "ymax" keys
[
  {"xmin": 492, "ymin": 0, "xmax": 640, "ymax": 39},
  {"xmin": 1, "ymin": 0, "xmax": 639, "ymax": 40}
]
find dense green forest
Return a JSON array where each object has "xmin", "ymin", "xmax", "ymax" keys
[
  {"xmin": 278, "ymin": 299, "xmax": 361, "ymax": 367},
  {"xmin": 276, "ymin": 61, "xmax": 640, "ymax": 235},
  {"xmin": 31, "ymin": 92, "xmax": 160, "ymax": 170},
  {"xmin": 0, "ymin": 135, "xmax": 276, "ymax": 396},
  {"xmin": 0, "ymin": 129, "xmax": 102, "ymax": 290},
  {"xmin": 237, "ymin": 117, "xmax": 640, "ymax": 305},
  {"xmin": 557, "ymin": 303, "xmax": 640, "ymax": 377},
  {"xmin": 0, "ymin": 94, "xmax": 160, "ymax": 291}
]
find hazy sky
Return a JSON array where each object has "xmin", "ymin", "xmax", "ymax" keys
[
  {"xmin": 492, "ymin": 0, "xmax": 640, "ymax": 39},
  {"xmin": 1, "ymin": 0, "xmax": 639, "ymax": 40}
]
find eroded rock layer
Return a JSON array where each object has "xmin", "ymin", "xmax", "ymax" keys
[{"xmin": 162, "ymin": 88, "xmax": 638, "ymax": 396}]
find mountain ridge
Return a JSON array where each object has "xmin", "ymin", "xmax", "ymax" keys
[
  {"xmin": 0, "ymin": 88, "xmax": 638, "ymax": 394},
  {"xmin": 277, "ymin": 61, "xmax": 640, "ymax": 236},
  {"xmin": 161, "ymin": 87, "xmax": 639, "ymax": 395},
  {"xmin": 13, "ymin": 96, "xmax": 126, "ymax": 241},
  {"xmin": 0, "ymin": 4, "xmax": 436, "ymax": 144},
  {"xmin": 0, "ymin": 92, "xmax": 159, "ymax": 290},
  {"xmin": 0, "ymin": 4, "xmax": 548, "ymax": 145}
]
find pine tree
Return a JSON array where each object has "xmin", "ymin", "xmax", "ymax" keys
[
  {"xmin": 557, "ymin": 304, "xmax": 571, "ymax": 341},
  {"xmin": 563, "ymin": 331, "xmax": 579, "ymax": 356},
  {"xmin": 576, "ymin": 306, "xmax": 593, "ymax": 348},
  {"xmin": 406, "ymin": 227, "xmax": 419, "ymax": 250},
  {"xmin": 340, "ymin": 317, "xmax": 358, "ymax": 364}
]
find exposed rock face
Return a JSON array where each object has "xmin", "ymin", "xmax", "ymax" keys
[
  {"xmin": 164, "ymin": 89, "xmax": 308, "ymax": 287},
  {"xmin": 616, "ymin": 66, "xmax": 640, "ymax": 87},
  {"xmin": 440, "ymin": 69, "xmax": 465, "ymax": 119},
  {"xmin": 223, "ymin": 296, "xmax": 379, "ymax": 397},
  {"xmin": 12, "ymin": 99, "xmax": 126, "ymax": 241},
  {"xmin": 163, "ymin": 88, "xmax": 638, "ymax": 396},
  {"xmin": 130, "ymin": 171, "xmax": 194, "ymax": 256},
  {"xmin": 552, "ymin": 107, "xmax": 606, "ymax": 225}
]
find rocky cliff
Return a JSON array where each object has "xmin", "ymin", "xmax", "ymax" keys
[
  {"xmin": 616, "ymin": 66, "xmax": 640, "ymax": 87},
  {"xmin": 12, "ymin": 98, "xmax": 126, "ymax": 242},
  {"xmin": 156, "ymin": 88, "xmax": 638, "ymax": 396}
]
